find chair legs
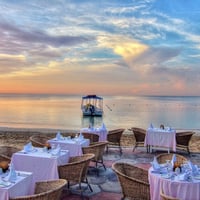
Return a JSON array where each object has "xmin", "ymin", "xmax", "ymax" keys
[
  {"xmin": 106, "ymin": 143, "xmax": 122, "ymax": 154},
  {"xmin": 133, "ymin": 143, "xmax": 149, "ymax": 153}
]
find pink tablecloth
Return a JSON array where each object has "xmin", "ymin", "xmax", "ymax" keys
[
  {"xmin": 11, "ymin": 148, "xmax": 69, "ymax": 192},
  {"xmin": 149, "ymin": 167, "xmax": 200, "ymax": 200},
  {"xmin": 0, "ymin": 171, "xmax": 33, "ymax": 200},
  {"xmin": 80, "ymin": 128, "xmax": 107, "ymax": 141},
  {"xmin": 144, "ymin": 128, "xmax": 176, "ymax": 152},
  {"xmin": 48, "ymin": 138, "xmax": 89, "ymax": 157}
]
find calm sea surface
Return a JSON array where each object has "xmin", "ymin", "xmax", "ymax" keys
[{"xmin": 0, "ymin": 94, "xmax": 200, "ymax": 131}]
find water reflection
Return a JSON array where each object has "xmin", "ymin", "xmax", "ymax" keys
[{"xmin": 81, "ymin": 116, "xmax": 103, "ymax": 128}]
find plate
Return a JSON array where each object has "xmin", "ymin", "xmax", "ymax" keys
[
  {"xmin": 193, "ymin": 175, "xmax": 200, "ymax": 180},
  {"xmin": 0, "ymin": 181, "xmax": 12, "ymax": 188},
  {"xmin": 161, "ymin": 174, "xmax": 171, "ymax": 179}
]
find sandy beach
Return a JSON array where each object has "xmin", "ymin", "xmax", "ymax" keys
[{"xmin": 0, "ymin": 127, "xmax": 200, "ymax": 153}]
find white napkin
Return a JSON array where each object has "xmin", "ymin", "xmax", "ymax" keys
[
  {"xmin": 5, "ymin": 163, "xmax": 17, "ymax": 182},
  {"xmin": 79, "ymin": 133, "xmax": 84, "ymax": 140},
  {"xmin": 56, "ymin": 131, "xmax": 62, "ymax": 140},
  {"xmin": 101, "ymin": 123, "xmax": 107, "ymax": 130},
  {"xmin": 149, "ymin": 123, "xmax": 154, "ymax": 129},
  {"xmin": 166, "ymin": 126, "xmax": 172, "ymax": 131},
  {"xmin": 151, "ymin": 156, "xmax": 160, "ymax": 170},
  {"xmin": 188, "ymin": 161, "xmax": 198, "ymax": 174},
  {"xmin": 23, "ymin": 142, "xmax": 33, "ymax": 152},
  {"xmin": 176, "ymin": 173, "xmax": 188, "ymax": 181},
  {"xmin": 171, "ymin": 154, "xmax": 176, "ymax": 166},
  {"xmin": 51, "ymin": 144, "xmax": 61, "ymax": 156}
]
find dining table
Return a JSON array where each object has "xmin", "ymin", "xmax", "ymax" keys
[
  {"xmin": 80, "ymin": 127, "xmax": 108, "ymax": 142},
  {"xmin": 11, "ymin": 147, "xmax": 69, "ymax": 193},
  {"xmin": 148, "ymin": 166, "xmax": 200, "ymax": 200},
  {"xmin": 0, "ymin": 171, "xmax": 33, "ymax": 200},
  {"xmin": 144, "ymin": 127, "xmax": 176, "ymax": 153},
  {"xmin": 48, "ymin": 137, "xmax": 90, "ymax": 157}
]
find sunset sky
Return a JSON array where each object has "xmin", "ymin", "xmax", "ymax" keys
[{"xmin": 1, "ymin": 0, "xmax": 200, "ymax": 96}]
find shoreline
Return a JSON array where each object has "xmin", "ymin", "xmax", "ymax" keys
[{"xmin": 0, "ymin": 126, "xmax": 200, "ymax": 153}]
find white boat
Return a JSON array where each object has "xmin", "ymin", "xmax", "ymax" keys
[{"xmin": 81, "ymin": 95, "xmax": 103, "ymax": 116}]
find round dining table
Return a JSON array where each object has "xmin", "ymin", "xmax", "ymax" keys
[{"xmin": 148, "ymin": 167, "xmax": 200, "ymax": 200}]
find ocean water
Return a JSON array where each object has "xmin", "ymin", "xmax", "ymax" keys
[{"xmin": 0, "ymin": 94, "xmax": 200, "ymax": 131}]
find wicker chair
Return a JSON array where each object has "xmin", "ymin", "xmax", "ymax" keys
[
  {"xmin": 106, "ymin": 128, "xmax": 125, "ymax": 154},
  {"xmin": 156, "ymin": 153, "xmax": 188, "ymax": 164},
  {"xmin": 0, "ymin": 155, "xmax": 10, "ymax": 172},
  {"xmin": 176, "ymin": 131, "xmax": 194, "ymax": 154},
  {"xmin": 129, "ymin": 127, "xmax": 148, "ymax": 152},
  {"xmin": 81, "ymin": 132, "xmax": 99, "ymax": 143},
  {"xmin": 58, "ymin": 153, "xmax": 95, "ymax": 195},
  {"xmin": 160, "ymin": 187, "xmax": 180, "ymax": 200},
  {"xmin": 0, "ymin": 154, "xmax": 11, "ymax": 162},
  {"xmin": 29, "ymin": 135, "xmax": 51, "ymax": 148},
  {"xmin": 112, "ymin": 162, "xmax": 150, "ymax": 200},
  {"xmin": 0, "ymin": 146, "xmax": 20, "ymax": 159},
  {"xmin": 9, "ymin": 179, "xmax": 67, "ymax": 200},
  {"xmin": 82, "ymin": 142, "xmax": 108, "ymax": 175}
]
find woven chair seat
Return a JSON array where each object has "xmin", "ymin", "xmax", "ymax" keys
[
  {"xmin": 29, "ymin": 135, "xmax": 51, "ymax": 148},
  {"xmin": 112, "ymin": 162, "xmax": 150, "ymax": 200},
  {"xmin": 156, "ymin": 153, "xmax": 187, "ymax": 164},
  {"xmin": 0, "ymin": 146, "xmax": 20, "ymax": 159},
  {"xmin": 9, "ymin": 179, "xmax": 67, "ymax": 200}
]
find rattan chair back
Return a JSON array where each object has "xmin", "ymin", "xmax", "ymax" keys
[
  {"xmin": 112, "ymin": 162, "xmax": 150, "ymax": 200},
  {"xmin": 129, "ymin": 127, "xmax": 147, "ymax": 152},
  {"xmin": 58, "ymin": 153, "xmax": 94, "ymax": 193},
  {"xmin": 29, "ymin": 135, "xmax": 50, "ymax": 148},
  {"xmin": 0, "ymin": 154, "xmax": 11, "ymax": 162},
  {"xmin": 106, "ymin": 128, "xmax": 125, "ymax": 153},
  {"xmin": 156, "ymin": 153, "xmax": 187, "ymax": 164},
  {"xmin": 9, "ymin": 179, "xmax": 67, "ymax": 200},
  {"xmin": 0, "ymin": 146, "xmax": 20, "ymax": 159},
  {"xmin": 82, "ymin": 142, "xmax": 108, "ymax": 173},
  {"xmin": 176, "ymin": 131, "xmax": 194, "ymax": 154},
  {"xmin": 81, "ymin": 132, "xmax": 99, "ymax": 143}
]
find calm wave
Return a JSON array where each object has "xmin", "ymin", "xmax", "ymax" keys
[{"xmin": 0, "ymin": 94, "xmax": 200, "ymax": 131}]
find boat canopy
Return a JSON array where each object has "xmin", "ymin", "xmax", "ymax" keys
[{"xmin": 82, "ymin": 95, "xmax": 103, "ymax": 100}]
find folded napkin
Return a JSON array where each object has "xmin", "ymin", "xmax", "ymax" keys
[
  {"xmin": 171, "ymin": 154, "xmax": 176, "ymax": 166},
  {"xmin": 5, "ymin": 162, "xmax": 17, "ymax": 182},
  {"xmin": 23, "ymin": 142, "xmax": 33, "ymax": 153},
  {"xmin": 56, "ymin": 131, "xmax": 62, "ymax": 140},
  {"xmin": 101, "ymin": 123, "xmax": 107, "ymax": 130},
  {"xmin": 51, "ymin": 144, "xmax": 61, "ymax": 156},
  {"xmin": 151, "ymin": 156, "xmax": 160, "ymax": 170},
  {"xmin": 176, "ymin": 173, "xmax": 188, "ymax": 181},
  {"xmin": 188, "ymin": 161, "xmax": 198, "ymax": 174},
  {"xmin": 167, "ymin": 127, "xmax": 172, "ymax": 131},
  {"xmin": 79, "ymin": 133, "xmax": 84, "ymax": 140},
  {"xmin": 149, "ymin": 123, "xmax": 154, "ymax": 129}
]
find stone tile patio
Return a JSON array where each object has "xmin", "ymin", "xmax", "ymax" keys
[{"xmin": 60, "ymin": 147, "xmax": 200, "ymax": 199}]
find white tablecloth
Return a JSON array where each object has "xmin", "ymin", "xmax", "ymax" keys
[
  {"xmin": 80, "ymin": 127, "xmax": 107, "ymax": 141},
  {"xmin": 144, "ymin": 128, "xmax": 176, "ymax": 152},
  {"xmin": 149, "ymin": 167, "xmax": 200, "ymax": 200},
  {"xmin": 11, "ymin": 148, "xmax": 69, "ymax": 192},
  {"xmin": 0, "ymin": 171, "xmax": 33, "ymax": 200},
  {"xmin": 48, "ymin": 138, "xmax": 89, "ymax": 157}
]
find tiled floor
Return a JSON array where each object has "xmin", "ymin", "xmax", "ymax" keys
[{"xmin": 60, "ymin": 147, "xmax": 200, "ymax": 199}]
